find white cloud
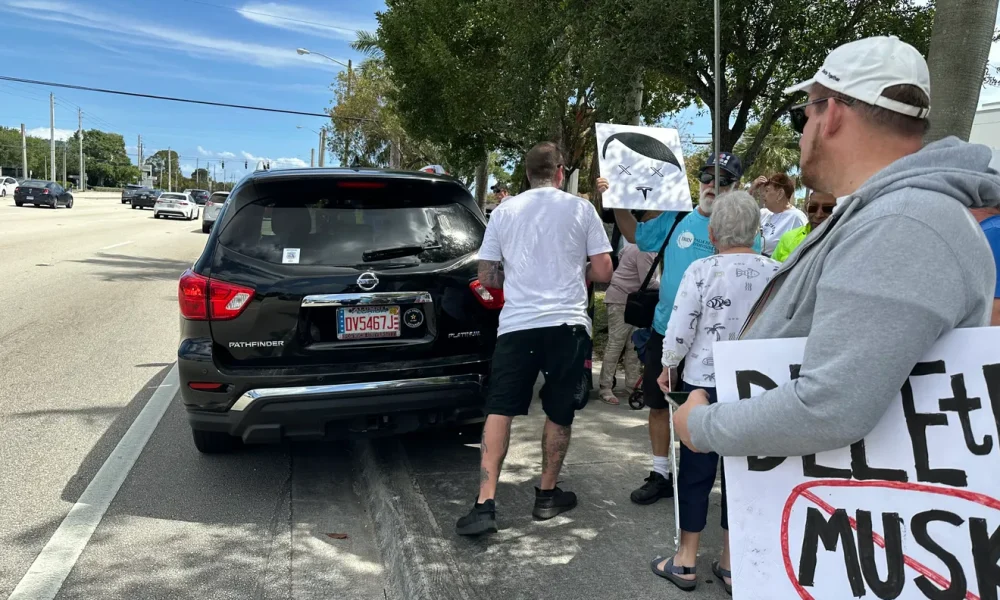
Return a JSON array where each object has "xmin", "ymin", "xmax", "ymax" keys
[
  {"xmin": 197, "ymin": 146, "xmax": 239, "ymax": 160},
  {"xmin": 1, "ymin": 0, "xmax": 341, "ymax": 70},
  {"xmin": 197, "ymin": 146, "xmax": 211, "ymax": 156},
  {"xmin": 241, "ymin": 150, "xmax": 309, "ymax": 170},
  {"xmin": 26, "ymin": 127, "xmax": 74, "ymax": 141},
  {"xmin": 220, "ymin": 151, "xmax": 236, "ymax": 159},
  {"xmin": 237, "ymin": 2, "xmax": 373, "ymax": 42}
]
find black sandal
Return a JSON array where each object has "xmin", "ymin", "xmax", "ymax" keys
[
  {"xmin": 712, "ymin": 560, "xmax": 733, "ymax": 596},
  {"xmin": 650, "ymin": 556, "xmax": 697, "ymax": 591}
]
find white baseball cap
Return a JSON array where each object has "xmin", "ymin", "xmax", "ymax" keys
[{"xmin": 784, "ymin": 36, "xmax": 931, "ymax": 119}]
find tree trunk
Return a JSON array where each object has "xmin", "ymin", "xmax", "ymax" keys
[
  {"xmin": 926, "ymin": 0, "xmax": 999, "ymax": 143},
  {"xmin": 475, "ymin": 150, "xmax": 488, "ymax": 208}
]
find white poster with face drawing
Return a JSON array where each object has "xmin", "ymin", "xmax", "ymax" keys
[
  {"xmin": 713, "ymin": 328, "xmax": 1000, "ymax": 600},
  {"xmin": 595, "ymin": 123, "xmax": 693, "ymax": 211}
]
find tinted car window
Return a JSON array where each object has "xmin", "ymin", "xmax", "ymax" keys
[
  {"xmin": 22, "ymin": 180, "xmax": 47, "ymax": 187},
  {"xmin": 209, "ymin": 193, "xmax": 229, "ymax": 203},
  {"xmin": 218, "ymin": 178, "xmax": 484, "ymax": 267},
  {"xmin": 160, "ymin": 193, "xmax": 187, "ymax": 200}
]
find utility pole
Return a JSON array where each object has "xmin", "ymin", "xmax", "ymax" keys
[
  {"xmin": 137, "ymin": 135, "xmax": 142, "ymax": 166},
  {"xmin": 196, "ymin": 157, "xmax": 200, "ymax": 187},
  {"xmin": 49, "ymin": 93, "xmax": 55, "ymax": 182},
  {"xmin": 310, "ymin": 148, "xmax": 315, "ymax": 168},
  {"xmin": 78, "ymin": 110, "xmax": 85, "ymax": 191},
  {"xmin": 344, "ymin": 59, "xmax": 352, "ymax": 166},
  {"xmin": 20, "ymin": 124, "xmax": 27, "ymax": 180},
  {"xmin": 318, "ymin": 129, "xmax": 326, "ymax": 167},
  {"xmin": 212, "ymin": 164, "xmax": 216, "ymax": 192},
  {"xmin": 62, "ymin": 141, "xmax": 67, "ymax": 185},
  {"xmin": 167, "ymin": 147, "xmax": 172, "ymax": 192}
]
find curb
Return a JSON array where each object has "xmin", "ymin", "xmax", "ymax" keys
[{"xmin": 354, "ymin": 439, "xmax": 475, "ymax": 600}]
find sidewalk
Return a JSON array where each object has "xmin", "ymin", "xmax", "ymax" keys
[{"xmin": 376, "ymin": 361, "xmax": 731, "ymax": 600}]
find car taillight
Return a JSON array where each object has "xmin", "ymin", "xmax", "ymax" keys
[
  {"xmin": 179, "ymin": 269, "xmax": 254, "ymax": 320},
  {"xmin": 470, "ymin": 280, "xmax": 504, "ymax": 310},
  {"xmin": 205, "ymin": 201, "xmax": 214, "ymax": 207},
  {"xmin": 41, "ymin": 189, "xmax": 49, "ymax": 195},
  {"xmin": 14, "ymin": 187, "xmax": 19, "ymax": 194}
]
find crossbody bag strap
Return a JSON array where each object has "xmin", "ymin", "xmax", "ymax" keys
[{"xmin": 637, "ymin": 211, "xmax": 687, "ymax": 293}]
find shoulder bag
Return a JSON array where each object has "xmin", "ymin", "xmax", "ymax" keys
[{"xmin": 623, "ymin": 212, "xmax": 687, "ymax": 328}]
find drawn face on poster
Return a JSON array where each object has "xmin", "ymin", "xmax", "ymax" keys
[{"xmin": 595, "ymin": 123, "xmax": 693, "ymax": 212}]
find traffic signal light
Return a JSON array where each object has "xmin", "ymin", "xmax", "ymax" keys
[
  {"xmin": 245, "ymin": 161, "xmax": 248, "ymax": 169},
  {"xmin": 221, "ymin": 161, "xmax": 225, "ymax": 169}
]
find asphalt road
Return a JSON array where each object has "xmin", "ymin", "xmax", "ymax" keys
[{"xmin": 0, "ymin": 195, "xmax": 725, "ymax": 600}]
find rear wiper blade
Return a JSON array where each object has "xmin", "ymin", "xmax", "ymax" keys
[{"xmin": 362, "ymin": 244, "xmax": 441, "ymax": 262}]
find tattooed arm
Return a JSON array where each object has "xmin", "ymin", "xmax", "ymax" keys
[{"xmin": 478, "ymin": 260, "xmax": 504, "ymax": 289}]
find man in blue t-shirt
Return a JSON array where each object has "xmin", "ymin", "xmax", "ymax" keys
[{"xmin": 599, "ymin": 151, "xmax": 756, "ymax": 505}]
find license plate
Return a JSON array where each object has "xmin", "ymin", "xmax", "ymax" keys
[
  {"xmin": 337, "ymin": 306, "xmax": 400, "ymax": 340},
  {"xmin": 26, "ymin": 196, "xmax": 33, "ymax": 200}
]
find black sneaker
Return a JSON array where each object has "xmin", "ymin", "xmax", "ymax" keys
[
  {"xmin": 630, "ymin": 471, "xmax": 674, "ymax": 505},
  {"xmin": 456, "ymin": 499, "xmax": 497, "ymax": 536},
  {"xmin": 532, "ymin": 486, "xmax": 578, "ymax": 520}
]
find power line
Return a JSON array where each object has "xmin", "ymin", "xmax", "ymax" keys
[
  {"xmin": 173, "ymin": 0, "xmax": 360, "ymax": 34},
  {"xmin": 0, "ymin": 75, "xmax": 368, "ymax": 121}
]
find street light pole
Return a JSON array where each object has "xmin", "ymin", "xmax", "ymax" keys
[
  {"xmin": 318, "ymin": 129, "xmax": 326, "ymax": 167},
  {"xmin": 297, "ymin": 48, "xmax": 353, "ymax": 167}
]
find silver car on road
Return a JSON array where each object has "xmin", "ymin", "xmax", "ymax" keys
[{"xmin": 201, "ymin": 191, "xmax": 229, "ymax": 233}]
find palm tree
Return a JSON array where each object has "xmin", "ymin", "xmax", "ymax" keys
[
  {"xmin": 925, "ymin": 0, "xmax": 1000, "ymax": 142},
  {"xmin": 734, "ymin": 121, "xmax": 800, "ymax": 182},
  {"xmin": 705, "ymin": 323, "xmax": 726, "ymax": 341},
  {"xmin": 688, "ymin": 310, "xmax": 702, "ymax": 330}
]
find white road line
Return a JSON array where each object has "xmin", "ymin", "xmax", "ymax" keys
[
  {"xmin": 7, "ymin": 364, "xmax": 179, "ymax": 600},
  {"xmin": 99, "ymin": 241, "xmax": 134, "ymax": 251}
]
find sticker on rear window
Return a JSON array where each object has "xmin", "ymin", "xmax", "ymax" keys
[{"xmin": 282, "ymin": 248, "xmax": 301, "ymax": 264}]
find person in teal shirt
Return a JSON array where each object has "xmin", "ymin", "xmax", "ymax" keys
[
  {"xmin": 599, "ymin": 151, "xmax": 759, "ymax": 506},
  {"xmin": 771, "ymin": 191, "xmax": 837, "ymax": 262}
]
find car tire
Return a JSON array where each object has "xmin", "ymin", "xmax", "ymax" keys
[
  {"xmin": 50, "ymin": 199, "xmax": 58, "ymax": 209},
  {"xmin": 191, "ymin": 429, "xmax": 240, "ymax": 454},
  {"xmin": 15, "ymin": 201, "xmax": 22, "ymax": 207},
  {"xmin": 66, "ymin": 198, "xmax": 73, "ymax": 209},
  {"xmin": 154, "ymin": 213, "xmax": 160, "ymax": 219},
  {"xmin": 1, "ymin": 189, "xmax": 6, "ymax": 197},
  {"xmin": 131, "ymin": 204, "xmax": 137, "ymax": 210},
  {"xmin": 202, "ymin": 222, "xmax": 211, "ymax": 233}
]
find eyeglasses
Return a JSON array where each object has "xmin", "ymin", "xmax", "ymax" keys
[
  {"xmin": 698, "ymin": 171, "xmax": 736, "ymax": 188},
  {"xmin": 807, "ymin": 204, "xmax": 835, "ymax": 215},
  {"xmin": 789, "ymin": 97, "xmax": 856, "ymax": 134}
]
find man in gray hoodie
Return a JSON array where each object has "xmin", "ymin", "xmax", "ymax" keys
[{"xmin": 673, "ymin": 35, "xmax": 1000, "ymax": 458}]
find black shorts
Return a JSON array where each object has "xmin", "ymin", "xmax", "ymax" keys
[
  {"xmin": 642, "ymin": 330, "xmax": 685, "ymax": 410},
  {"xmin": 485, "ymin": 324, "xmax": 591, "ymax": 427}
]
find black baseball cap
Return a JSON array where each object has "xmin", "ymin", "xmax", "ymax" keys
[{"xmin": 700, "ymin": 152, "xmax": 744, "ymax": 179}]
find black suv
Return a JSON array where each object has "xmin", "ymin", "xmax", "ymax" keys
[{"xmin": 177, "ymin": 168, "xmax": 502, "ymax": 453}]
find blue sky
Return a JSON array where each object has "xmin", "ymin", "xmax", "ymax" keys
[
  {"xmin": 0, "ymin": 0, "xmax": 380, "ymax": 180},
  {"xmin": 0, "ymin": 0, "xmax": 996, "ymax": 182}
]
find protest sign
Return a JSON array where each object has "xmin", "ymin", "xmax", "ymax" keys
[
  {"xmin": 714, "ymin": 328, "xmax": 1000, "ymax": 600},
  {"xmin": 595, "ymin": 123, "xmax": 693, "ymax": 211}
]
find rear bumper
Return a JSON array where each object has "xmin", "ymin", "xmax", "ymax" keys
[
  {"xmin": 186, "ymin": 373, "xmax": 487, "ymax": 442},
  {"xmin": 178, "ymin": 344, "xmax": 490, "ymax": 442},
  {"xmin": 155, "ymin": 209, "xmax": 191, "ymax": 217}
]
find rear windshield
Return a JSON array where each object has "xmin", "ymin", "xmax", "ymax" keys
[
  {"xmin": 22, "ymin": 180, "xmax": 47, "ymax": 187},
  {"xmin": 126, "ymin": 184, "xmax": 142, "ymax": 189},
  {"xmin": 161, "ymin": 193, "xmax": 186, "ymax": 200},
  {"xmin": 209, "ymin": 193, "xmax": 229, "ymax": 202},
  {"xmin": 217, "ymin": 178, "xmax": 484, "ymax": 267}
]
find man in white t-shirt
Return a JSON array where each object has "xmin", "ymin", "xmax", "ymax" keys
[
  {"xmin": 456, "ymin": 142, "xmax": 614, "ymax": 536},
  {"xmin": 751, "ymin": 173, "xmax": 807, "ymax": 256}
]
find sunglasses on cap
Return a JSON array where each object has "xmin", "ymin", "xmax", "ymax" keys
[
  {"xmin": 789, "ymin": 96, "xmax": 856, "ymax": 134},
  {"xmin": 807, "ymin": 204, "xmax": 834, "ymax": 215},
  {"xmin": 698, "ymin": 170, "xmax": 737, "ymax": 188}
]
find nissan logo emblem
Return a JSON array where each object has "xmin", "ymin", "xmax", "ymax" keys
[{"xmin": 357, "ymin": 272, "xmax": 379, "ymax": 291}]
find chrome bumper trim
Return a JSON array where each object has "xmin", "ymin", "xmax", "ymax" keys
[
  {"xmin": 230, "ymin": 374, "xmax": 483, "ymax": 412},
  {"xmin": 301, "ymin": 292, "xmax": 433, "ymax": 308}
]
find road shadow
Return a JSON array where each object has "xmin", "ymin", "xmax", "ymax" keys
[{"xmin": 71, "ymin": 252, "xmax": 192, "ymax": 282}]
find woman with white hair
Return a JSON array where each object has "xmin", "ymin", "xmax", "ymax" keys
[{"xmin": 649, "ymin": 191, "xmax": 780, "ymax": 595}]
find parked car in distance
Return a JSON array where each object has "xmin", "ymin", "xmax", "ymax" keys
[
  {"xmin": 189, "ymin": 189, "xmax": 210, "ymax": 205},
  {"xmin": 177, "ymin": 168, "xmax": 501, "ymax": 453},
  {"xmin": 131, "ymin": 188, "xmax": 162, "ymax": 210},
  {"xmin": 14, "ymin": 180, "xmax": 73, "ymax": 209},
  {"xmin": 201, "ymin": 191, "xmax": 228, "ymax": 233},
  {"xmin": 154, "ymin": 192, "xmax": 199, "ymax": 220},
  {"xmin": 1, "ymin": 176, "xmax": 17, "ymax": 197},
  {"xmin": 121, "ymin": 184, "xmax": 144, "ymax": 204}
]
